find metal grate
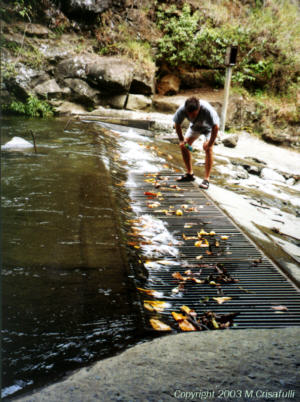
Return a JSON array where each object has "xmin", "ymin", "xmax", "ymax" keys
[{"xmin": 128, "ymin": 172, "xmax": 300, "ymax": 330}]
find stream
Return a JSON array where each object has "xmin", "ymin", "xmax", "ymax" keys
[{"xmin": 1, "ymin": 116, "xmax": 299, "ymax": 399}]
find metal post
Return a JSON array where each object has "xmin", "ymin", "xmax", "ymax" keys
[{"xmin": 220, "ymin": 66, "xmax": 232, "ymax": 133}]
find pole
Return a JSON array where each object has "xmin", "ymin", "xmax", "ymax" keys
[{"xmin": 220, "ymin": 66, "xmax": 232, "ymax": 133}]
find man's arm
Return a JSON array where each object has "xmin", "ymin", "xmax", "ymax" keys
[
  {"xmin": 174, "ymin": 123, "xmax": 184, "ymax": 143},
  {"xmin": 208, "ymin": 124, "xmax": 218, "ymax": 147}
]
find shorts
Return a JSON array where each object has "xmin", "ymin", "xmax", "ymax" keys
[{"xmin": 185, "ymin": 126, "xmax": 211, "ymax": 142}]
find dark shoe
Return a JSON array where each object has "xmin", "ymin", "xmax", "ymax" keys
[
  {"xmin": 176, "ymin": 173, "xmax": 195, "ymax": 182},
  {"xmin": 199, "ymin": 179, "xmax": 209, "ymax": 189}
]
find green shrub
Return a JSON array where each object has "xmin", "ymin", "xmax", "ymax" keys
[
  {"xmin": 155, "ymin": 1, "xmax": 299, "ymax": 94},
  {"xmin": 5, "ymin": 94, "xmax": 54, "ymax": 118}
]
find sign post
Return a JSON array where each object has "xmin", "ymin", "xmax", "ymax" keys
[{"xmin": 220, "ymin": 46, "xmax": 238, "ymax": 133}]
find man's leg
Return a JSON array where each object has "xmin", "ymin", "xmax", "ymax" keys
[
  {"xmin": 203, "ymin": 140, "xmax": 214, "ymax": 180},
  {"xmin": 179, "ymin": 136, "xmax": 197, "ymax": 174}
]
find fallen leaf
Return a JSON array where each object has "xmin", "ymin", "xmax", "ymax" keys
[
  {"xmin": 198, "ymin": 229, "xmax": 209, "ymax": 236},
  {"xmin": 144, "ymin": 300, "xmax": 168, "ymax": 313},
  {"xmin": 150, "ymin": 318, "xmax": 172, "ymax": 331},
  {"xmin": 144, "ymin": 191, "xmax": 162, "ymax": 197},
  {"xmin": 209, "ymin": 231, "xmax": 216, "ymax": 236},
  {"xmin": 178, "ymin": 319, "xmax": 196, "ymax": 331},
  {"xmin": 156, "ymin": 260, "xmax": 173, "ymax": 266},
  {"xmin": 116, "ymin": 181, "xmax": 126, "ymax": 187},
  {"xmin": 213, "ymin": 297, "xmax": 232, "ymax": 304},
  {"xmin": 147, "ymin": 202, "xmax": 161, "ymax": 208},
  {"xmin": 183, "ymin": 234, "xmax": 198, "ymax": 240},
  {"xmin": 172, "ymin": 312, "xmax": 186, "ymax": 322},
  {"xmin": 137, "ymin": 287, "xmax": 162, "ymax": 298},
  {"xmin": 176, "ymin": 209, "xmax": 183, "ymax": 216},
  {"xmin": 221, "ymin": 236, "xmax": 229, "ymax": 240},
  {"xmin": 172, "ymin": 272, "xmax": 185, "ymax": 281},
  {"xmin": 192, "ymin": 278, "xmax": 205, "ymax": 284},
  {"xmin": 180, "ymin": 305, "xmax": 193, "ymax": 314},
  {"xmin": 196, "ymin": 255, "xmax": 203, "ymax": 260}
]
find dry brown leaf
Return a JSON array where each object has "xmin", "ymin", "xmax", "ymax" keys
[
  {"xmin": 150, "ymin": 318, "xmax": 172, "ymax": 331},
  {"xmin": 172, "ymin": 272, "xmax": 185, "ymax": 281}
]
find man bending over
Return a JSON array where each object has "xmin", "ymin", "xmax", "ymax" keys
[{"xmin": 173, "ymin": 96, "xmax": 219, "ymax": 189}]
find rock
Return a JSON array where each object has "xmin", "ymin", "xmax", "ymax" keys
[
  {"xmin": 130, "ymin": 66, "xmax": 155, "ymax": 95},
  {"xmin": 54, "ymin": 101, "xmax": 87, "ymax": 115},
  {"xmin": 64, "ymin": 78, "xmax": 98, "ymax": 106},
  {"xmin": 286, "ymin": 178, "xmax": 296, "ymax": 186},
  {"xmin": 5, "ymin": 63, "xmax": 50, "ymax": 100},
  {"xmin": 87, "ymin": 56, "xmax": 135, "ymax": 94},
  {"xmin": 245, "ymin": 165, "xmax": 261, "ymax": 175},
  {"xmin": 222, "ymin": 134, "xmax": 239, "ymax": 148},
  {"xmin": 103, "ymin": 94, "xmax": 128, "ymax": 109},
  {"xmin": 126, "ymin": 94, "xmax": 152, "ymax": 111},
  {"xmin": 262, "ymin": 130, "xmax": 292, "ymax": 146},
  {"xmin": 244, "ymin": 156, "xmax": 267, "ymax": 165},
  {"xmin": 24, "ymin": 23, "xmax": 50, "ymax": 38},
  {"xmin": 157, "ymin": 74, "xmax": 180, "ymax": 96},
  {"xmin": 34, "ymin": 79, "xmax": 67, "ymax": 99},
  {"xmin": 260, "ymin": 168, "xmax": 286, "ymax": 183},
  {"xmin": 56, "ymin": 55, "xmax": 135, "ymax": 94},
  {"xmin": 235, "ymin": 165, "xmax": 249, "ymax": 180}
]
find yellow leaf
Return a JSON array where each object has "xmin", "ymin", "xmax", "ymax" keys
[
  {"xmin": 209, "ymin": 231, "xmax": 216, "ymax": 236},
  {"xmin": 213, "ymin": 297, "xmax": 232, "ymax": 305},
  {"xmin": 198, "ymin": 229, "xmax": 209, "ymax": 236},
  {"xmin": 196, "ymin": 255, "xmax": 203, "ymax": 260},
  {"xmin": 176, "ymin": 209, "xmax": 183, "ymax": 216},
  {"xmin": 194, "ymin": 240, "xmax": 203, "ymax": 247},
  {"xmin": 150, "ymin": 318, "xmax": 172, "ymax": 331},
  {"xmin": 137, "ymin": 288, "xmax": 162, "ymax": 298},
  {"xmin": 178, "ymin": 319, "xmax": 196, "ymax": 331},
  {"xmin": 211, "ymin": 317, "xmax": 219, "ymax": 329},
  {"xmin": 192, "ymin": 278, "xmax": 205, "ymax": 284},
  {"xmin": 144, "ymin": 300, "xmax": 168, "ymax": 312},
  {"xmin": 156, "ymin": 260, "xmax": 173, "ymax": 266},
  {"xmin": 172, "ymin": 312, "xmax": 186, "ymax": 322},
  {"xmin": 221, "ymin": 235, "xmax": 229, "ymax": 240},
  {"xmin": 180, "ymin": 305, "xmax": 192, "ymax": 314}
]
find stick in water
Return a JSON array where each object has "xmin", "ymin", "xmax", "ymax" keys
[{"xmin": 29, "ymin": 130, "xmax": 37, "ymax": 154}]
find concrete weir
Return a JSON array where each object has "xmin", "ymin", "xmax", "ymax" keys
[{"xmin": 15, "ymin": 171, "xmax": 300, "ymax": 402}]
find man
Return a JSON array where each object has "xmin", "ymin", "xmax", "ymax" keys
[{"xmin": 173, "ymin": 96, "xmax": 219, "ymax": 189}]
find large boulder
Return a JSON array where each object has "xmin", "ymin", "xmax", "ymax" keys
[
  {"xmin": 4, "ymin": 63, "xmax": 50, "ymax": 100},
  {"xmin": 34, "ymin": 79, "xmax": 69, "ymax": 99},
  {"xmin": 222, "ymin": 134, "xmax": 239, "ymax": 148},
  {"xmin": 126, "ymin": 94, "xmax": 152, "ymax": 111},
  {"xmin": 56, "ymin": 55, "xmax": 135, "ymax": 94},
  {"xmin": 63, "ymin": 78, "xmax": 98, "ymax": 106},
  {"xmin": 157, "ymin": 74, "xmax": 180, "ymax": 96}
]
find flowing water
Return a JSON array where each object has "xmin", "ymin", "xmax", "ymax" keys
[
  {"xmin": 1, "ymin": 116, "xmax": 167, "ymax": 399},
  {"xmin": 1, "ymin": 116, "xmax": 299, "ymax": 399}
]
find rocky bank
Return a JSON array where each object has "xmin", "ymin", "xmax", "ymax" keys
[{"xmin": 1, "ymin": 0, "xmax": 299, "ymax": 147}]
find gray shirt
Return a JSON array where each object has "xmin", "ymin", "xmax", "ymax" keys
[{"xmin": 173, "ymin": 100, "xmax": 220, "ymax": 135}]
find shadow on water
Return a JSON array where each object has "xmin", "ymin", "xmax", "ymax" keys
[{"xmin": 1, "ymin": 117, "xmax": 157, "ymax": 399}]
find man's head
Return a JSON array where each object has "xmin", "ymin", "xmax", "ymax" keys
[{"xmin": 184, "ymin": 97, "xmax": 200, "ymax": 120}]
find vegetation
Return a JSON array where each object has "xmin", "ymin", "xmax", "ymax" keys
[
  {"xmin": 4, "ymin": 94, "xmax": 54, "ymax": 118},
  {"xmin": 155, "ymin": 1, "xmax": 299, "ymax": 94}
]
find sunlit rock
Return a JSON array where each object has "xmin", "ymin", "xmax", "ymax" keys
[
  {"xmin": 260, "ymin": 168, "xmax": 286, "ymax": 183},
  {"xmin": 1, "ymin": 137, "xmax": 33, "ymax": 151}
]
